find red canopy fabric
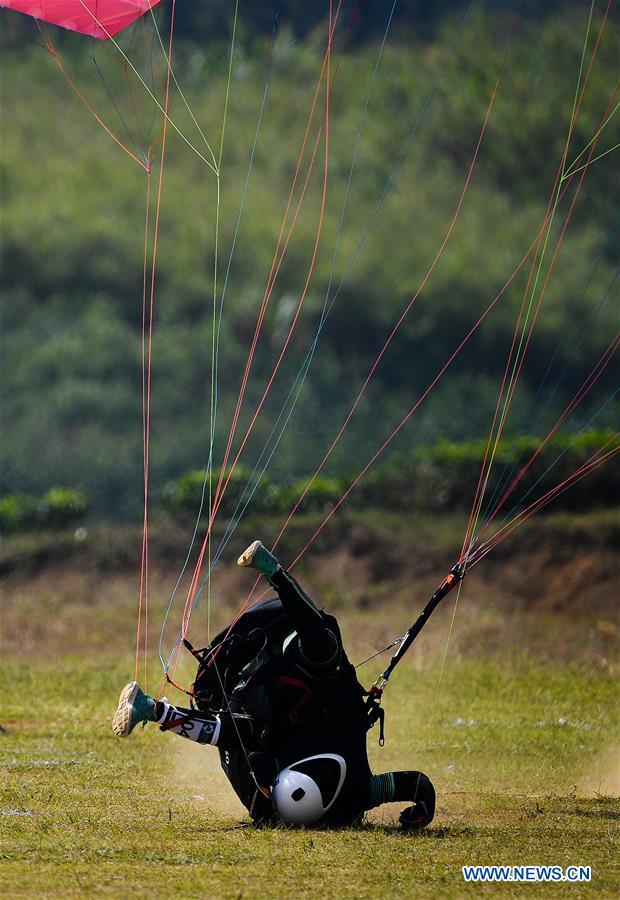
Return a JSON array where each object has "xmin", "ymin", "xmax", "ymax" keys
[{"xmin": 0, "ymin": 0, "xmax": 163, "ymax": 38}]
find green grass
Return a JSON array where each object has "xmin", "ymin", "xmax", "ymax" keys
[{"xmin": 1, "ymin": 653, "xmax": 618, "ymax": 898}]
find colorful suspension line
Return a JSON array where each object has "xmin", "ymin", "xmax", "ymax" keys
[
  {"xmin": 163, "ymin": 5, "xmax": 612, "ymax": 712},
  {"xmin": 469, "ymin": 436, "xmax": 619, "ymax": 566},
  {"xmin": 473, "ymin": 331, "xmax": 619, "ymax": 547},
  {"xmin": 228, "ymin": 127, "xmax": 611, "ymax": 636},
  {"xmin": 461, "ymin": 65, "xmax": 619, "ymax": 557},
  {"xmin": 189, "ymin": 0, "xmax": 471, "ymax": 564},
  {"xmin": 207, "ymin": 1, "xmax": 346, "ymax": 519},
  {"xmin": 288, "ymin": 73, "xmax": 617, "ymax": 580},
  {"xmin": 165, "ymin": 1, "xmax": 342, "ymax": 683},
  {"xmin": 38, "ymin": 23, "xmax": 150, "ymax": 171},
  {"xmin": 190, "ymin": 3, "xmax": 516, "ymax": 668},
  {"xmin": 134, "ymin": 0, "xmax": 177, "ymax": 690},
  {"xmin": 155, "ymin": 0, "xmax": 245, "ymax": 690},
  {"xmin": 192, "ymin": 0, "xmax": 363, "ymax": 544},
  {"xmin": 215, "ymin": 151, "xmax": 605, "ymax": 654},
  {"xmin": 219, "ymin": 1, "xmax": 616, "ymax": 767},
  {"xmin": 161, "ymin": 0, "xmax": 406, "ymax": 667},
  {"xmin": 489, "ymin": 389, "xmax": 618, "ymax": 534},
  {"xmin": 172, "ymin": 3, "xmax": 344, "ymax": 648},
  {"xmin": 463, "ymin": 0, "xmax": 615, "ymax": 541},
  {"xmin": 198, "ymin": 14, "xmax": 367, "ymax": 562},
  {"xmin": 271, "ymin": 15, "xmax": 516, "ymax": 557},
  {"xmin": 477, "ymin": 245, "xmax": 618, "ymax": 535},
  {"xmin": 158, "ymin": 1, "xmax": 281, "ymax": 673}
]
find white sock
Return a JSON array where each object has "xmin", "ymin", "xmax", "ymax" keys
[{"xmin": 155, "ymin": 697, "xmax": 172, "ymax": 724}]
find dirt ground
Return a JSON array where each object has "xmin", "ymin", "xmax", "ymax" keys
[{"xmin": 2, "ymin": 511, "xmax": 618, "ymax": 668}]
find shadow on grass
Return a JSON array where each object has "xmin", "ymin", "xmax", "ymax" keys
[
  {"xmin": 220, "ymin": 820, "xmax": 475, "ymax": 839},
  {"xmin": 572, "ymin": 806, "xmax": 620, "ymax": 821},
  {"xmin": 365, "ymin": 823, "xmax": 475, "ymax": 839},
  {"xmin": 542, "ymin": 790, "xmax": 620, "ymax": 820}
]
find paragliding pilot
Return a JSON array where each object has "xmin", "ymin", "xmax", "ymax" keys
[{"xmin": 113, "ymin": 541, "xmax": 435, "ymax": 829}]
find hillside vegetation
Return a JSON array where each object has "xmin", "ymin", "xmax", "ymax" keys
[{"xmin": 1, "ymin": 2, "xmax": 617, "ymax": 519}]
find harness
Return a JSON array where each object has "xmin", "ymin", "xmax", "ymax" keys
[
  {"xmin": 362, "ymin": 561, "xmax": 466, "ymax": 743},
  {"xmin": 182, "ymin": 598, "xmax": 369, "ymax": 738}
]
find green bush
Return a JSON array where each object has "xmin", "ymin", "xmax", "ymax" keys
[
  {"xmin": 162, "ymin": 466, "xmax": 282, "ymax": 521},
  {"xmin": 0, "ymin": 494, "xmax": 37, "ymax": 533},
  {"xmin": 39, "ymin": 487, "xmax": 90, "ymax": 529},
  {"xmin": 161, "ymin": 430, "xmax": 618, "ymax": 525},
  {"xmin": 281, "ymin": 476, "xmax": 344, "ymax": 515},
  {"xmin": 353, "ymin": 430, "xmax": 619, "ymax": 514},
  {"xmin": 0, "ymin": 488, "xmax": 90, "ymax": 533},
  {"xmin": 352, "ymin": 460, "xmax": 419, "ymax": 512}
]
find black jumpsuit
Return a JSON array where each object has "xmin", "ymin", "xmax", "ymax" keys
[{"xmin": 158, "ymin": 566, "xmax": 434, "ymax": 827}]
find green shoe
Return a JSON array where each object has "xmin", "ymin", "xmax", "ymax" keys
[
  {"xmin": 237, "ymin": 540, "xmax": 280, "ymax": 579},
  {"xmin": 112, "ymin": 681, "xmax": 157, "ymax": 737}
]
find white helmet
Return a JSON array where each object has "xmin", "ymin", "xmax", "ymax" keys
[{"xmin": 271, "ymin": 754, "xmax": 347, "ymax": 826}]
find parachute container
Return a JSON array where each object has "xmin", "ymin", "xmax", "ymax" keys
[{"xmin": 0, "ymin": 0, "xmax": 162, "ymax": 38}]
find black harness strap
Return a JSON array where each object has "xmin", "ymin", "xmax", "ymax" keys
[{"xmin": 365, "ymin": 561, "xmax": 465, "ymax": 743}]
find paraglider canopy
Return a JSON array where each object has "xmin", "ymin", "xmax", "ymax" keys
[{"xmin": 0, "ymin": 0, "xmax": 162, "ymax": 38}]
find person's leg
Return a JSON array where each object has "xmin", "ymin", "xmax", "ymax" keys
[
  {"xmin": 112, "ymin": 682, "xmax": 254, "ymax": 746},
  {"xmin": 154, "ymin": 698, "xmax": 222, "ymax": 745},
  {"xmin": 367, "ymin": 770, "xmax": 435, "ymax": 828},
  {"xmin": 237, "ymin": 540, "xmax": 340, "ymax": 670},
  {"xmin": 113, "ymin": 683, "xmax": 272, "ymax": 822}
]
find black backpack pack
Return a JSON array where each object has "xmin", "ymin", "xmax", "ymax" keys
[
  {"xmin": 186, "ymin": 597, "xmax": 294, "ymax": 714},
  {"xmin": 185, "ymin": 595, "xmax": 382, "ymax": 743}
]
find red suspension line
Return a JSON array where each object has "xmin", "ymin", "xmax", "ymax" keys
[
  {"xmin": 206, "ymin": 4, "xmax": 366, "ymax": 550},
  {"xmin": 206, "ymin": 0, "xmax": 366, "ymax": 540},
  {"xmin": 193, "ymin": 7, "xmax": 615, "ymax": 665},
  {"xmin": 200, "ymin": 4, "xmax": 386, "ymax": 559},
  {"xmin": 461, "ymin": 222, "xmax": 552, "ymax": 557},
  {"xmin": 289, "ymin": 78, "xmax": 619, "ymax": 571},
  {"xmin": 272, "ymin": 22, "xmax": 515, "ymax": 556},
  {"xmin": 134, "ymin": 0, "xmax": 177, "ymax": 686},
  {"xmin": 174, "ymin": 3, "xmax": 340, "ymax": 658},
  {"xmin": 223, "ymin": 116, "xmax": 612, "ymax": 648},
  {"xmin": 470, "ymin": 438, "xmax": 619, "ymax": 565},
  {"xmin": 218, "ymin": 108, "xmax": 614, "ymax": 646},
  {"xmin": 212, "ymin": 3, "xmax": 344, "ymax": 516},
  {"xmin": 38, "ymin": 25, "xmax": 148, "ymax": 171},
  {"xmin": 461, "ymin": 67, "xmax": 619, "ymax": 555},
  {"xmin": 475, "ymin": 331, "xmax": 619, "ymax": 546}
]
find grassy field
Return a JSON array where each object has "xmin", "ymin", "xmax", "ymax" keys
[
  {"xmin": 1, "ymin": 517, "xmax": 619, "ymax": 897},
  {"xmin": 1, "ymin": 653, "xmax": 618, "ymax": 898}
]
